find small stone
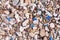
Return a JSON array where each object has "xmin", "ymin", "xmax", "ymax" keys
[
  {"xmin": 43, "ymin": 37, "xmax": 48, "ymax": 40},
  {"xmin": 29, "ymin": 32, "xmax": 35, "ymax": 37},
  {"xmin": 39, "ymin": 23, "xmax": 43, "ymax": 27},
  {"xmin": 0, "ymin": 29, "xmax": 5, "ymax": 35},
  {"xmin": 45, "ymin": 32, "xmax": 49, "ymax": 37},
  {"xmin": 33, "ymin": 26, "xmax": 37, "ymax": 30},
  {"xmin": 40, "ymin": 29, "xmax": 46, "ymax": 37},
  {"xmin": 20, "ymin": 26, "xmax": 24, "ymax": 32},
  {"xmin": 45, "ymin": 26, "xmax": 49, "ymax": 31},
  {"xmin": 22, "ymin": 19, "xmax": 29, "ymax": 26},
  {"xmin": 53, "ymin": 13, "xmax": 57, "ymax": 17},
  {"xmin": 50, "ymin": 23, "xmax": 55, "ymax": 28},
  {"xmin": 57, "ymin": 25, "xmax": 60, "ymax": 28},
  {"xmin": 25, "ymin": 13, "xmax": 29, "ymax": 18},
  {"xmin": 4, "ymin": 11, "xmax": 9, "ymax": 15},
  {"xmin": 0, "ymin": 35, "xmax": 2, "ymax": 39}
]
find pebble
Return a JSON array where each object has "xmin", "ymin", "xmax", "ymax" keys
[
  {"xmin": 29, "ymin": 32, "xmax": 35, "ymax": 37},
  {"xmin": 20, "ymin": 26, "xmax": 24, "ymax": 32},
  {"xmin": 37, "ymin": 11, "xmax": 41, "ymax": 15},
  {"xmin": 43, "ymin": 37, "xmax": 48, "ymax": 40},
  {"xmin": 40, "ymin": 29, "xmax": 46, "ymax": 37},
  {"xmin": 45, "ymin": 26, "xmax": 49, "ymax": 31},
  {"xmin": 50, "ymin": 23, "xmax": 55, "ymax": 28},
  {"xmin": 22, "ymin": 19, "xmax": 29, "ymax": 26},
  {"xmin": 53, "ymin": 13, "xmax": 58, "ymax": 17},
  {"xmin": 25, "ymin": 13, "xmax": 29, "ymax": 18}
]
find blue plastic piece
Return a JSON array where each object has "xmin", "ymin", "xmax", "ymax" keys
[
  {"xmin": 46, "ymin": 15, "xmax": 51, "ymax": 21},
  {"xmin": 7, "ymin": 17, "xmax": 12, "ymax": 21},
  {"xmin": 50, "ymin": 36, "xmax": 53, "ymax": 40},
  {"xmin": 30, "ymin": 24, "xmax": 34, "ymax": 28},
  {"xmin": 32, "ymin": 17, "xmax": 37, "ymax": 21},
  {"xmin": 10, "ymin": 37, "xmax": 13, "ymax": 40},
  {"xmin": 44, "ymin": 24, "xmax": 48, "ymax": 26}
]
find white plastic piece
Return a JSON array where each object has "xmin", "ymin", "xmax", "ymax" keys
[{"xmin": 50, "ymin": 23, "xmax": 55, "ymax": 28}]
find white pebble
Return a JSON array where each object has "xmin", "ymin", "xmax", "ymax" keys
[
  {"xmin": 22, "ymin": 19, "xmax": 29, "ymax": 26},
  {"xmin": 50, "ymin": 23, "xmax": 55, "ymax": 28},
  {"xmin": 45, "ymin": 27, "xmax": 49, "ymax": 31},
  {"xmin": 20, "ymin": 26, "xmax": 24, "ymax": 32},
  {"xmin": 29, "ymin": 32, "xmax": 35, "ymax": 37},
  {"xmin": 53, "ymin": 13, "xmax": 57, "ymax": 17},
  {"xmin": 25, "ymin": 13, "xmax": 29, "ymax": 18},
  {"xmin": 45, "ymin": 32, "xmax": 49, "ymax": 37}
]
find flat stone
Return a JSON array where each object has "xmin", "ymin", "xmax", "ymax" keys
[{"xmin": 40, "ymin": 29, "xmax": 46, "ymax": 37}]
